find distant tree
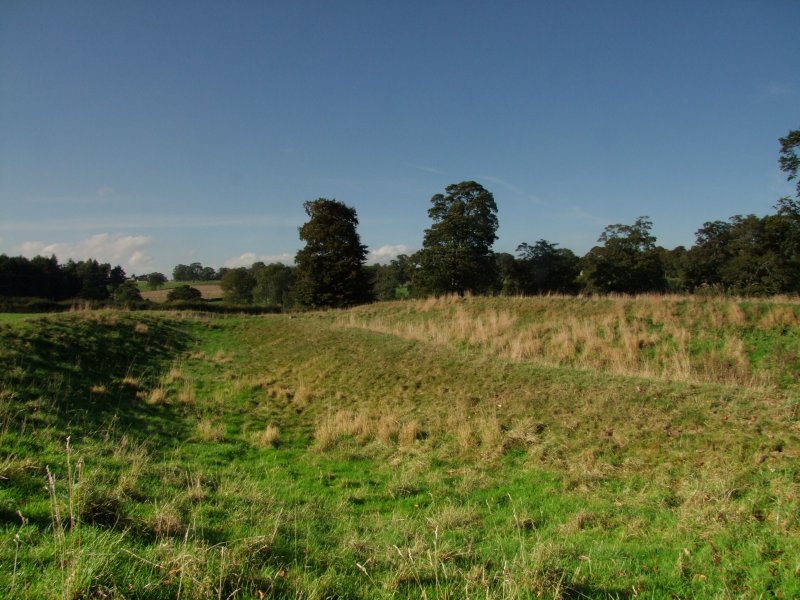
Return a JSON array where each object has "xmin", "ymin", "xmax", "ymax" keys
[
  {"xmin": 167, "ymin": 284, "xmax": 203, "ymax": 302},
  {"xmin": 779, "ymin": 128, "xmax": 800, "ymax": 197},
  {"xmin": 372, "ymin": 254, "xmax": 415, "ymax": 300},
  {"xmin": 658, "ymin": 245, "xmax": 689, "ymax": 292},
  {"xmin": 294, "ymin": 198, "xmax": 371, "ymax": 308},
  {"xmin": 686, "ymin": 200, "xmax": 800, "ymax": 295},
  {"xmin": 252, "ymin": 262, "xmax": 295, "ymax": 307},
  {"xmin": 494, "ymin": 253, "xmax": 517, "ymax": 295},
  {"xmin": 582, "ymin": 217, "xmax": 666, "ymax": 294},
  {"xmin": 221, "ymin": 268, "xmax": 256, "ymax": 304},
  {"xmin": 73, "ymin": 260, "xmax": 113, "ymax": 300},
  {"xmin": 173, "ymin": 262, "xmax": 216, "ymax": 281},
  {"xmin": 108, "ymin": 265, "xmax": 127, "ymax": 293},
  {"xmin": 417, "ymin": 181, "xmax": 499, "ymax": 295},
  {"xmin": 172, "ymin": 264, "xmax": 192, "ymax": 281},
  {"xmin": 113, "ymin": 281, "xmax": 143, "ymax": 303},
  {"xmin": 147, "ymin": 272, "xmax": 168, "ymax": 290},
  {"xmin": 514, "ymin": 240, "xmax": 581, "ymax": 294}
]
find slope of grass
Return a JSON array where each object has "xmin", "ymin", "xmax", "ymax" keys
[
  {"xmin": 340, "ymin": 294, "xmax": 800, "ymax": 389},
  {"xmin": 1, "ymin": 299, "xmax": 798, "ymax": 598}
]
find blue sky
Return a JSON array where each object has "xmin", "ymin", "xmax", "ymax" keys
[{"xmin": 1, "ymin": 1, "xmax": 798, "ymax": 275}]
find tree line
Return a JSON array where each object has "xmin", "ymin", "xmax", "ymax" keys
[{"xmin": 2, "ymin": 128, "xmax": 797, "ymax": 308}]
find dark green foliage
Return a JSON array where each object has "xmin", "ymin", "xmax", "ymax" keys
[
  {"xmin": 417, "ymin": 181, "xmax": 499, "ymax": 295},
  {"xmin": 294, "ymin": 198, "xmax": 371, "ymax": 308},
  {"xmin": 220, "ymin": 268, "xmax": 256, "ymax": 304},
  {"xmin": 511, "ymin": 240, "xmax": 581, "ymax": 295},
  {"xmin": 779, "ymin": 128, "xmax": 800, "ymax": 197},
  {"xmin": 113, "ymin": 281, "xmax": 144, "ymax": 303},
  {"xmin": 172, "ymin": 262, "xmax": 218, "ymax": 282},
  {"xmin": 146, "ymin": 272, "xmax": 167, "ymax": 290},
  {"xmin": 685, "ymin": 199, "xmax": 800, "ymax": 295},
  {"xmin": 582, "ymin": 217, "xmax": 667, "ymax": 294},
  {"xmin": 658, "ymin": 245, "xmax": 689, "ymax": 292},
  {"xmin": 252, "ymin": 262, "xmax": 296, "ymax": 307},
  {"xmin": 371, "ymin": 254, "xmax": 414, "ymax": 300},
  {"xmin": 166, "ymin": 284, "xmax": 202, "ymax": 302}
]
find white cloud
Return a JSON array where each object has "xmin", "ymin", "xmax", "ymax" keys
[
  {"xmin": 17, "ymin": 233, "xmax": 155, "ymax": 272},
  {"xmin": 224, "ymin": 252, "xmax": 294, "ymax": 268},
  {"xmin": 96, "ymin": 186, "xmax": 114, "ymax": 198},
  {"xmin": 368, "ymin": 244, "xmax": 412, "ymax": 264}
]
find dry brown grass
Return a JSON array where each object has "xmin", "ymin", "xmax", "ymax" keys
[
  {"xmin": 250, "ymin": 424, "xmax": 281, "ymax": 449},
  {"xmin": 140, "ymin": 386, "xmax": 167, "ymax": 405},
  {"xmin": 314, "ymin": 410, "xmax": 422, "ymax": 451},
  {"xmin": 195, "ymin": 418, "xmax": 225, "ymax": 442},
  {"xmin": 339, "ymin": 294, "xmax": 800, "ymax": 389},
  {"xmin": 140, "ymin": 283, "xmax": 223, "ymax": 303}
]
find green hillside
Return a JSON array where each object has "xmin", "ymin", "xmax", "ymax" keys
[{"xmin": 1, "ymin": 297, "xmax": 798, "ymax": 598}]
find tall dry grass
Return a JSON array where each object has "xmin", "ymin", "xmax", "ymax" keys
[{"xmin": 339, "ymin": 294, "xmax": 800, "ymax": 388}]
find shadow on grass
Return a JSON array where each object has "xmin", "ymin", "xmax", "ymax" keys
[{"xmin": 0, "ymin": 312, "xmax": 193, "ymax": 444}]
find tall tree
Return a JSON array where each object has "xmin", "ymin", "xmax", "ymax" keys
[
  {"xmin": 514, "ymin": 240, "xmax": 581, "ymax": 294},
  {"xmin": 779, "ymin": 128, "xmax": 800, "ymax": 197},
  {"xmin": 294, "ymin": 198, "xmax": 371, "ymax": 308},
  {"xmin": 221, "ymin": 268, "xmax": 256, "ymax": 304},
  {"xmin": 582, "ymin": 217, "xmax": 666, "ymax": 294},
  {"xmin": 147, "ymin": 272, "xmax": 167, "ymax": 290},
  {"xmin": 252, "ymin": 262, "xmax": 295, "ymax": 307},
  {"xmin": 417, "ymin": 181, "xmax": 499, "ymax": 295}
]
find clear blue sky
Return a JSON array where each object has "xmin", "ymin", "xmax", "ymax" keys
[{"xmin": 1, "ymin": 1, "xmax": 798, "ymax": 275}]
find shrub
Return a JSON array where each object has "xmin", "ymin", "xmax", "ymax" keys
[{"xmin": 167, "ymin": 285, "xmax": 203, "ymax": 302}]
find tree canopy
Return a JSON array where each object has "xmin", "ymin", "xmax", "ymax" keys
[
  {"xmin": 294, "ymin": 198, "xmax": 371, "ymax": 308},
  {"xmin": 221, "ymin": 268, "xmax": 256, "ymax": 304},
  {"xmin": 779, "ymin": 128, "xmax": 800, "ymax": 197},
  {"xmin": 417, "ymin": 181, "xmax": 499, "ymax": 295},
  {"xmin": 582, "ymin": 217, "xmax": 666, "ymax": 294}
]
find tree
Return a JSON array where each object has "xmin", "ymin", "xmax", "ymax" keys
[
  {"xmin": 779, "ymin": 128, "xmax": 800, "ymax": 197},
  {"xmin": 113, "ymin": 281, "xmax": 143, "ymax": 303},
  {"xmin": 371, "ymin": 254, "xmax": 414, "ymax": 300},
  {"xmin": 167, "ymin": 284, "xmax": 203, "ymax": 302},
  {"xmin": 417, "ymin": 181, "xmax": 499, "ymax": 295},
  {"xmin": 513, "ymin": 240, "xmax": 581, "ymax": 294},
  {"xmin": 294, "ymin": 198, "xmax": 371, "ymax": 308},
  {"xmin": 73, "ymin": 260, "xmax": 112, "ymax": 300},
  {"xmin": 147, "ymin": 272, "xmax": 168, "ymax": 290},
  {"xmin": 252, "ymin": 262, "xmax": 295, "ymax": 307},
  {"xmin": 685, "ymin": 200, "xmax": 800, "ymax": 295},
  {"xmin": 582, "ymin": 217, "xmax": 666, "ymax": 294},
  {"xmin": 221, "ymin": 268, "xmax": 256, "ymax": 304}
]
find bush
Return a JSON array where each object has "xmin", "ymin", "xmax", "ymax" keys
[{"xmin": 167, "ymin": 285, "xmax": 203, "ymax": 302}]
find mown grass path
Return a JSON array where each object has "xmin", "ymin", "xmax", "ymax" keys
[{"xmin": 1, "ymin": 304, "xmax": 798, "ymax": 598}]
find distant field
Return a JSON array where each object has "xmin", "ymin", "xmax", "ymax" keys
[
  {"xmin": 139, "ymin": 281, "xmax": 223, "ymax": 302},
  {"xmin": 1, "ymin": 296, "xmax": 798, "ymax": 598}
]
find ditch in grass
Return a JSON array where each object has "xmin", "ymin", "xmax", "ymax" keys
[{"xmin": 1, "ymin": 299, "xmax": 798, "ymax": 598}]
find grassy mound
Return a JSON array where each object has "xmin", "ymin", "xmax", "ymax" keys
[{"xmin": 1, "ymin": 298, "xmax": 798, "ymax": 598}]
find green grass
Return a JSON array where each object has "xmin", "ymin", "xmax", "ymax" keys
[{"xmin": 1, "ymin": 297, "xmax": 799, "ymax": 598}]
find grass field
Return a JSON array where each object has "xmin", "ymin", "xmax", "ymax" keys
[{"xmin": 1, "ymin": 295, "xmax": 798, "ymax": 598}]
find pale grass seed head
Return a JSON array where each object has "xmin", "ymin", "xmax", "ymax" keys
[
  {"xmin": 141, "ymin": 386, "xmax": 167, "ymax": 405},
  {"xmin": 251, "ymin": 424, "xmax": 281, "ymax": 449},
  {"xmin": 398, "ymin": 419, "xmax": 420, "ymax": 446},
  {"xmin": 196, "ymin": 417, "xmax": 225, "ymax": 442}
]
